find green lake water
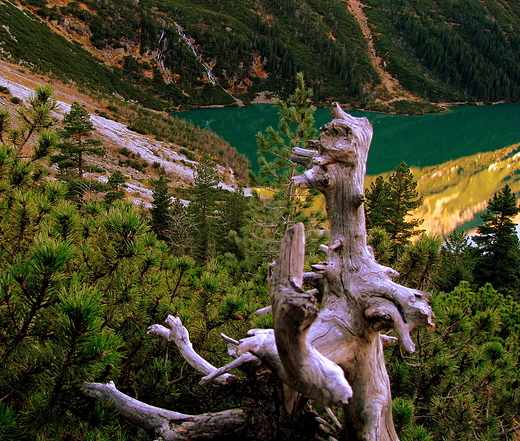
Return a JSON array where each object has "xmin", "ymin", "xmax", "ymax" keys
[{"xmin": 174, "ymin": 103, "xmax": 520, "ymax": 175}]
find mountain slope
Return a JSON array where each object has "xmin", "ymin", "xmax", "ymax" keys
[
  {"xmin": 2, "ymin": 0, "xmax": 520, "ymax": 113},
  {"xmin": 412, "ymin": 144, "xmax": 520, "ymax": 236},
  {"xmin": 363, "ymin": 0, "xmax": 520, "ymax": 103},
  {"xmin": 0, "ymin": 59, "xmax": 246, "ymax": 204}
]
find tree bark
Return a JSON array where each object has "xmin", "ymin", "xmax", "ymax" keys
[
  {"xmin": 81, "ymin": 381, "xmax": 248, "ymax": 440},
  {"xmin": 86, "ymin": 315, "xmax": 325, "ymax": 440},
  {"xmin": 82, "ymin": 104, "xmax": 433, "ymax": 441},
  {"xmin": 290, "ymin": 103, "xmax": 433, "ymax": 440},
  {"xmin": 268, "ymin": 222, "xmax": 353, "ymax": 408}
]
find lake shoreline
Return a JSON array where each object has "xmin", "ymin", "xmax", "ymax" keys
[
  {"xmin": 175, "ymin": 104, "xmax": 520, "ymax": 237},
  {"xmin": 174, "ymin": 102, "xmax": 520, "ymax": 175},
  {"xmin": 175, "ymin": 97, "xmax": 514, "ymax": 117}
]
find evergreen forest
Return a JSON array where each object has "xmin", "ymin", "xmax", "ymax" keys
[
  {"xmin": 2, "ymin": 0, "xmax": 520, "ymax": 111},
  {"xmin": 0, "ymin": 81, "xmax": 519, "ymax": 441}
]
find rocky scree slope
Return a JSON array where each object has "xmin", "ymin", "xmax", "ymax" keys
[{"xmin": 0, "ymin": 60, "xmax": 243, "ymax": 206}]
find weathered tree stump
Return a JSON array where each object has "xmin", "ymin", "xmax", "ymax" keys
[
  {"xmin": 82, "ymin": 104, "xmax": 433, "ymax": 441},
  {"xmin": 289, "ymin": 103, "xmax": 433, "ymax": 440}
]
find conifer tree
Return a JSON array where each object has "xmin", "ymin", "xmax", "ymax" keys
[
  {"xmin": 11, "ymin": 85, "xmax": 58, "ymax": 157},
  {"xmin": 218, "ymin": 186, "xmax": 249, "ymax": 258},
  {"xmin": 0, "ymin": 94, "xmax": 126, "ymax": 441},
  {"xmin": 104, "ymin": 170, "xmax": 127, "ymax": 205},
  {"xmin": 365, "ymin": 175, "xmax": 392, "ymax": 231},
  {"xmin": 187, "ymin": 154, "xmax": 224, "ymax": 264},
  {"xmin": 0, "ymin": 87, "xmax": 242, "ymax": 441},
  {"xmin": 0, "ymin": 109, "xmax": 10, "ymax": 144},
  {"xmin": 433, "ymin": 229, "xmax": 475, "ymax": 292},
  {"xmin": 367, "ymin": 226, "xmax": 394, "ymax": 266},
  {"xmin": 51, "ymin": 102, "xmax": 105, "ymax": 203},
  {"xmin": 0, "ymin": 87, "xmax": 59, "ymax": 193},
  {"xmin": 254, "ymin": 72, "xmax": 317, "ymax": 202},
  {"xmin": 168, "ymin": 197, "xmax": 192, "ymax": 256},
  {"xmin": 473, "ymin": 184, "xmax": 520, "ymax": 295},
  {"xmin": 365, "ymin": 162, "xmax": 423, "ymax": 260},
  {"xmin": 247, "ymin": 72, "xmax": 325, "ymax": 263},
  {"xmin": 150, "ymin": 175, "xmax": 173, "ymax": 241},
  {"xmin": 396, "ymin": 233, "xmax": 441, "ymax": 290},
  {"xmin": 388, "ymin": 282, "xmax": 520, "ymax": 441}
]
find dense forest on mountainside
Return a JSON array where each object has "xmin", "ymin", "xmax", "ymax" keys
[
  {"xmin": 2, "ymin": 0, "xmax": 520, "ymax": 111},
  {"xmin": 0, "ymin": 0, "xmax": 165, "ymax": 109},
  {"xmin": 364, "ymin": 0, "xmax": 520, "ymax": 103}
]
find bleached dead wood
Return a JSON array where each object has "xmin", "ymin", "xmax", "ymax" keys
[
  {"xmin": 199, "ymin": 352, "xmax": 257, "ymax": 385},
  {"xmin": 268, "ymin": 222, "xmax": 353, "ymax": 407},
  {"xmin": 288, "ymin": 103, "xmax": 433, "ymax": 440},
  {"xmin": 82, "ymin": 103, "xmax": 432, "ymax": 441},
  {"xmin": 83, "ymin": 318, "xmax": 250, "ymax": 440},
  {"xmin": 81, "ymin": 382, "xmax": 247, "ymax": 441},
  {"xmin": 147, "ymin": 315, "xmax": 234, "ymax": 385}
]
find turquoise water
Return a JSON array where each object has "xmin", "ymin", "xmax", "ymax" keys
[{"xmin": 174, "ymin": 104, "xmax": 520, "ymax": 175}]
